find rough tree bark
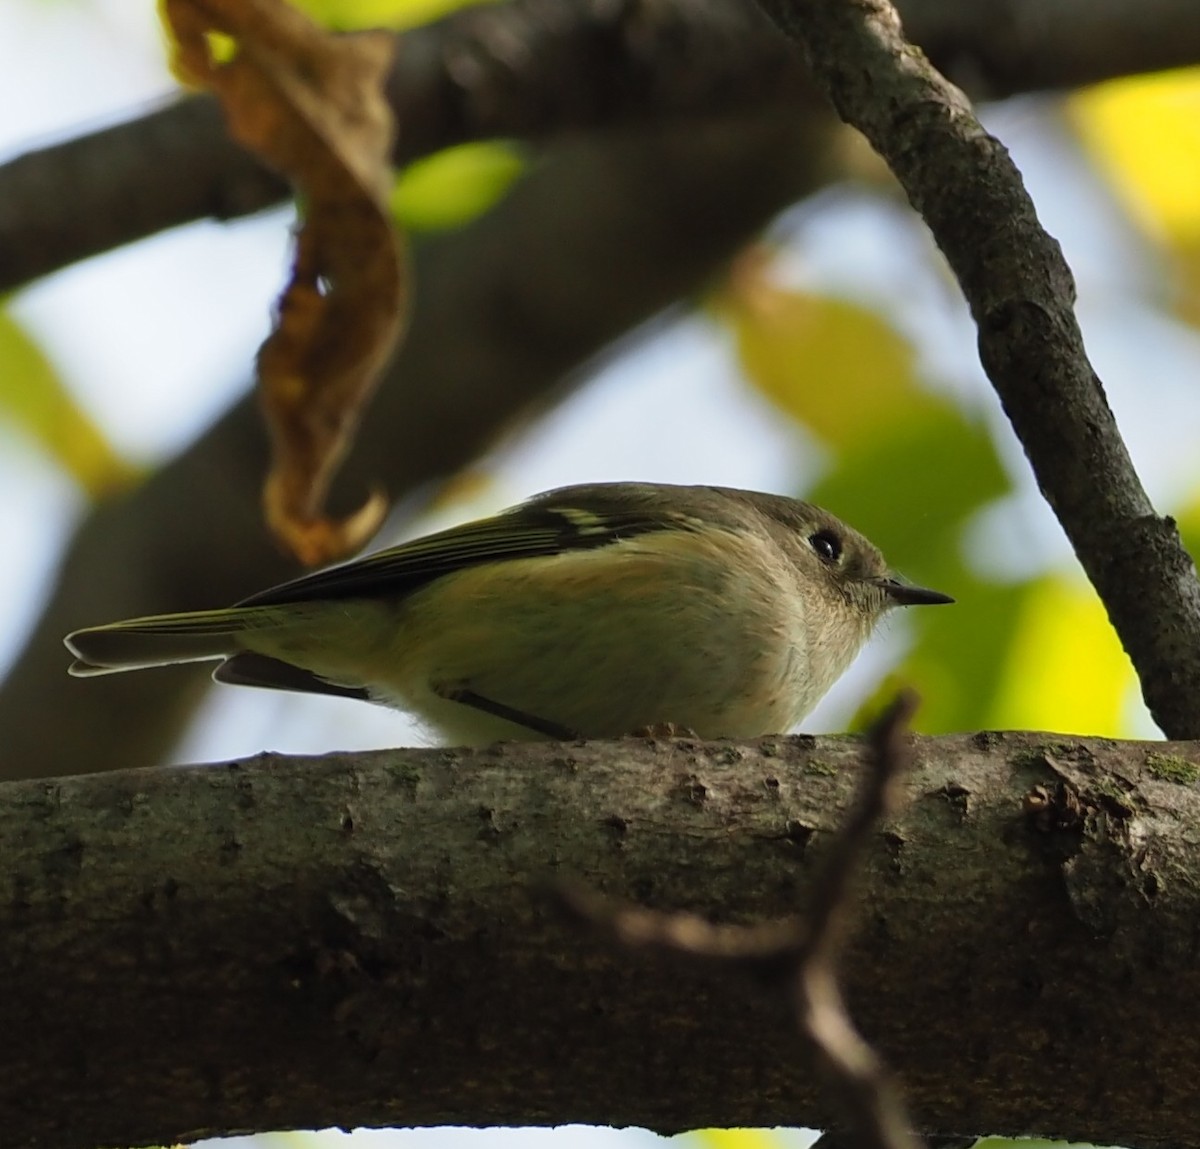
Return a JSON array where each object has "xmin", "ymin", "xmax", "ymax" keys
[
  {"xmin": 5, "ymin": 0, "xmax": 1200, "ymax": 774},
  {"xmin": 4, "ymin": 732, "xmax": 1199, "ymax": 1149}
]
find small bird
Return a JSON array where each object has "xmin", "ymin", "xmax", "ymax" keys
[{"xmin": 65, "ymin": 483, "xmax": 952, "ymax": 744}]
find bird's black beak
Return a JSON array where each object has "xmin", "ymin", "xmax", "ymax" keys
[{"xmin": 876, "ymin": 578, "xmax": 955, "ymax": 607}]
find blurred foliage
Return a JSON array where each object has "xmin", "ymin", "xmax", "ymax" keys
[
  {"xmin": 0, "ymin": 308, "xmax": 135, "ymax": 497},
  {"xmin": 986, "ymin": 575, "xmax": 1135, "ymax": 736},
  {"xmin": 688, "ymin": 1132, "xmax": 798, "ymax": 1149},
  {"xmin": 1071, "ymin": 67, "xmax": 1200, "ymax": 245},
  {"xmin": 1176, "ymin": 492, "xmax": 1200, "ymax": 561},
  {"xmin": 1070, "ymin": 66, "xmax": 1200, "ymax": 323},
  {"xmin": 295, "ymin": 0, "xmax": 497, "ymax": 31},
  {"xmin": 711, "ymin": 244, "xmax": 1144, "ymax": 738},
  {"xmin": 718, "ymin": 247, "xmax": 926, "ymax": 450},
  {"xmin": 391, "ymin": 142, "xmax": 524, "ymax": 232}
]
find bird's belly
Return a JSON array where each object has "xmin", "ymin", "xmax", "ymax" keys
[{"xmin": 367, "ymin": 550, "xmax": 817, "ymax": 742}]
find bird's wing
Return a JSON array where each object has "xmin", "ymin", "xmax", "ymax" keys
[{"xmin": 237, "ymin": 488, "xmax": 700, "ymax": 608}]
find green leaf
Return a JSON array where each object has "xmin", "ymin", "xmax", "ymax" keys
[
  {"xmin": 390, "ymin": 142, "xmax": 524, "ymax": 232},
  {"xmin": 818, "ymin": 410, "xmax": 1141, "ymax": 735},
  {"xmin": 1069, "ymin": 68, "xmax": 1200, "ymax": 328},
  {"xmin": 713, "ymin": 271, "xmax": 929, "ymax": 449}
]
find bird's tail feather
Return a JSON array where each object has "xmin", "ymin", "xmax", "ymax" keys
[{"xmin": 65, "ymin": 607, "xmax": 269, "ymax": 676}]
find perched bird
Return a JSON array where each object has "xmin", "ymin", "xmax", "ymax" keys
[{"xmin": 65, "ymin": 482, "xmax": 952, "ymax": 744}]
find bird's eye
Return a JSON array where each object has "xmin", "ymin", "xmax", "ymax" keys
[{"xmin": 809, "ymin": 529, "xmax": 842, "ymax": 564}]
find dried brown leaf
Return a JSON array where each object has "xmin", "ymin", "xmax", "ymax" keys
[{"xmin": 164, "ymin": 0, "xmax": 406, "ymax": 565}]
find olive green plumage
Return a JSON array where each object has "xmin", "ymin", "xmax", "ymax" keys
[{"xmin": 65, "ymin": 482, "xmax": 951, "ymax": 743}]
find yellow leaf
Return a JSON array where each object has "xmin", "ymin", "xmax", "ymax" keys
[
  {"xmin": 1070, "ymin": 67, "xmax": 1200, "ymax": 244},
  {"xmin": 713, "ymin": 249, "xmax": 927, "ymax": 449},
  {"xmin": 0, "ymin": 310, "xmax": 135, "ymax": 497},
  {"xmin": 987, "ymin": 575, "xmax": 1136, "ymax": 737},
  {"xmin": 689, "ymin": 1131, "xmax": 794, "ymax": 1149}
]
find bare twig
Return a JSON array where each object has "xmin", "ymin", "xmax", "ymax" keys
[
  {"xmin": 552, "ymin": 886, "xmax": 808, "ymax": 979},
  {"xmin": 803, "ymin": 690, "xmax": 915, "ymax": 955},
  {"xmin": 751, "ymin": 0, "xmax": 1200, "ymax": 739},
  {"xmin": 795, "ymin": 692, "xmax": 921, "ymax": 1149},
  {"xmin": 556, "ymin": 691, "xmax": 924, "ymax": 1149}
]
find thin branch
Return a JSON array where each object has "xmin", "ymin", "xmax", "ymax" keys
[
  {"xmin": 556, "ymin": 692, "xmax": 923, "ymax": 1149},
  {"xmin": 794, "ymin": 698, "xmax": 920, "ymax": 1149},
  {"xmin": 752, "ymin": 0, "xmax": 1200, "ymax": 739},
  {"xmin": 801, "ymin": 690, "xmax": 915, "ymax": 955}
]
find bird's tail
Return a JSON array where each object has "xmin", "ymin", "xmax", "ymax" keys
[{"xmin": 65, "ymin": 607, "xmax": 271, "ymax": 676}]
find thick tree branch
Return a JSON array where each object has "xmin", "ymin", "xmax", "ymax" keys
[
  {"xmin": 4, "ymin": 0, "xmax": 1200, "ymax": 291},
  {"xmin": 559, "ymin": 693, "xmax": 925, "ymax": 1149},
  {"xmin": 4, "ymin": 730, "xmax": 1200, "ymax": 1149},
  {"xmin": 753, "ymin": 0, "xmax": 1200, "ymax": 738}
]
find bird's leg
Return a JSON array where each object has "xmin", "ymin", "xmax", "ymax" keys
[{"xmin": 435, "ymin": 683, "xmax": 581, "ymax": 741}]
